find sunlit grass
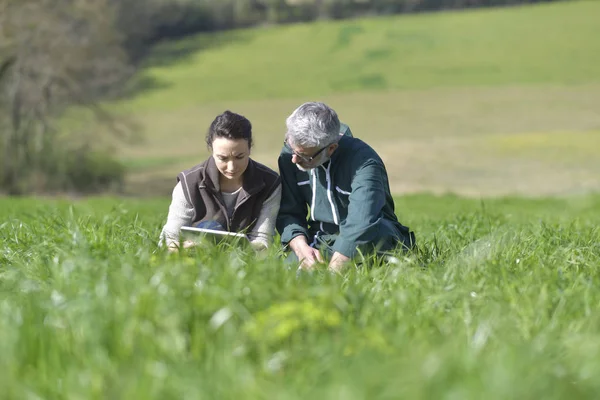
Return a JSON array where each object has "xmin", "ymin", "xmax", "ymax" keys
[
  {"xmin": 485, "ymin": 130, "xmax": 600, "ymax": 161},
  {"xmin": 61, "ymin": 0, "xmax": 600, "ymax": 197},
  {"xmin": 116, "ymin": 1, "xmax": 600, "ymax": 112},
  {"xmin": 1, "ymin": 194, "xmax": 600, "ymax": 397}
]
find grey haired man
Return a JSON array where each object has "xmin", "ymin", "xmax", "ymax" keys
[{"xmin": 276, "ymin": 101, "xmax": 416, "ymax": 272}]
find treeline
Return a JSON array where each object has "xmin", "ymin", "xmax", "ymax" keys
[
  {"xmin": 115, "ymin": 0, "xmax": 561, "ymax": 58},
  {"xmin": 0, "ymin": 0, "xmax": 562, "ymax": 195}
]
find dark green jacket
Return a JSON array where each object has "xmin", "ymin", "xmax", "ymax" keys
[{"xmin": 276, "ymin": 125, "xmax": 414, "ymax": 258}]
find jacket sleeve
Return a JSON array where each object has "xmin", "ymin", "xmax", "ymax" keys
[
  {"xmin": 247, "ymin": 183, "xmax": 282, "ymax": 249},
  {"xmin": 275, "ymin": 152, "xmax": 309, "ymax": 246},
  {"xmin": 331, "ymin": 159, "xmax": 388, "ymax": 258},
  {"xmin": 158, "ymin": 181, "xmax": 196, "ymax": 249}
]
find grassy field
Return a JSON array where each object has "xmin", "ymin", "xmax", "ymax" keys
[
  {"xmin": 1, "ymin": 194, "xmax": 599, "ymax": 398},
  {"xmin": 5, "ymin": 2, "xmax": 599, "ymax": 397},
  {"xmin": 85, "ymin": 0, "xmax": 600, "ymax": 197}
]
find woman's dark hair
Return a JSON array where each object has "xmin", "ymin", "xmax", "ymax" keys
[{"xmin": 206, "ymin": 111, "xmax": 253, "ymax": 150}]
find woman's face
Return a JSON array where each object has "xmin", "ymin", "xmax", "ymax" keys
[{"xmin": 211, "ymin": 137, "xmax": 250, "ymax": 182}]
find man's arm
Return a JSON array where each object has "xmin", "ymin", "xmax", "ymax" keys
[
  {"xmin": 331, "ymin": 159, "xmax": 388, "ymax": 260},
  {"xmin": 275, "ymin": 154, "xmax": 310, "ymax": 246}
]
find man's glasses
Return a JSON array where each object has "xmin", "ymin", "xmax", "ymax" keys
[{"xmin": 283, "ymin": 140, "xmax": 330, "ymax": 163}]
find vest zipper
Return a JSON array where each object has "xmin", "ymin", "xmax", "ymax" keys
[
  {"xmin": 229, "ymin": 192, "xmax": 254, "ymax": 233},
  {"xmin": 210, "ymin": 189, "xmax": 231, "ymax": 231}
]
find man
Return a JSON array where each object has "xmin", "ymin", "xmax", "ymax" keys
[{"xmin": 276, "ymin": 101, "xmax": 416, "ymax": 272}]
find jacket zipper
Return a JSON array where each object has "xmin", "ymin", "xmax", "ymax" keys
[{"xmin": 324, "ymin": 162, "xmax": 339, "ymax": 225}]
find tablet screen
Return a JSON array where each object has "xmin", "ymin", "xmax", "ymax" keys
[{"xmin": 180, "ymin": 226, "xmax": 249, "ymax": 244}]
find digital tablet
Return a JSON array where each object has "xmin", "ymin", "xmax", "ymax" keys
[{"xmin": 180, "ymin": 226, "xmax": 249, "ymax": 244}]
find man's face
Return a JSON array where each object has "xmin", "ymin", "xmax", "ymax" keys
[{"xmin": 285, "ymin": 140, "xmax": 337, "ymax": 171}]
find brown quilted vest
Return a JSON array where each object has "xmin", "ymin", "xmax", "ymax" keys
[{"xmin": 177, "ymin": 157, "xmax": 280, "ymax": 233}]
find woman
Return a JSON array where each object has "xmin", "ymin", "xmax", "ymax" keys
[{"xmin": 159, "ymin": 111, "xmax": 282, "ymax": 251}]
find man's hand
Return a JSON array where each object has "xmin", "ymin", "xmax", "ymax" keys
[
  {"xmin": 289, "ymin": 235, "xmax": 323, "ymax": 270},
  {"xmin": 328, "ymin": 251, "xmax": 350, "ymax": 273}
]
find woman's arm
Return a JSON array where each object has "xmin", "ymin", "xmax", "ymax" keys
[
  {"xmin": 247, "ymin": 184, "xmax": 282, "ymax": 250},
  {"xmin": 158, "ymin": 181, "xmax": 195, "ymax": 250}
]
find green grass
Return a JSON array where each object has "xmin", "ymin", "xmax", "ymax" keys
[
  {"xmin": 1, "ymin": 194, "xmax": 600, "ymax": 398},
  {"xmin": 484, "ymin": 130, "xmax": 600, "ymax": 162},
  {"xmin": 97, "ymin": 0, "xmax": 600, "ymax": 197},
  {"xmin": 5, "ymin": 2, "xmax": 600, "ymax": 396},
  {"xmin": 121, "ymin": 155, "xmax": 201, "ymax": 172},
  {"xmin": 117, "ymin": 0, "xmax": 600, "ymax": 112}
]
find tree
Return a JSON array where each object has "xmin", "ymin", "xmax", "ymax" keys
[{"xmin": 0, "ymin": 0, "xmax": 134, "ymax": 194}]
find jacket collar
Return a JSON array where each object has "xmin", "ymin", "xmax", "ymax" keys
[
  {"xmin": 329, "ymin": 135, "xmax": 349, "ymax": 165},
  {"xmin": 200, "ymin": 156, "xmax": 265, "ymax": 196}
]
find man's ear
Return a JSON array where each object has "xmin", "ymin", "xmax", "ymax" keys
[{"xmin": 328, "ymin": 143, "xmax": 339, "ymax": 156}]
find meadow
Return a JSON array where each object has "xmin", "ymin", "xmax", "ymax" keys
[
  {"xmin": 86, "ymin": 0, "xmax": 600, "ymax": 197},
  {"xmin": 3, "ymin": 0, "xmax": 600, "ymax": 398},
  {"xmin": 1, "ymin": 194, "xmax": 600, "ymax": 398}
]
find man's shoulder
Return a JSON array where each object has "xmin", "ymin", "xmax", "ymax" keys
[{"xmin": 338, "ymin": 136, "xmax": 382, "ymax": 164}]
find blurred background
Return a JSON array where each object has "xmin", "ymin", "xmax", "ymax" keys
[{"xmin": 1, "ymin": 0, "xmax": 598, "ymax": 197}]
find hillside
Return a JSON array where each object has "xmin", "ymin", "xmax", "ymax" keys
[{"xmin": 97, "ymin": 0, "xmax": 600, "ymax": 197}]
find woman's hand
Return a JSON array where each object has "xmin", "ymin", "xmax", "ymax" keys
[{"xmin": 167, "ymin": 240, "xmax": 197, "ymax": 252}]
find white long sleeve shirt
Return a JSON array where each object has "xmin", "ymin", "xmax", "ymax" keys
[{"xmin": 159, "ymin": 181, "xmax": 282, "ymax": 250}]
